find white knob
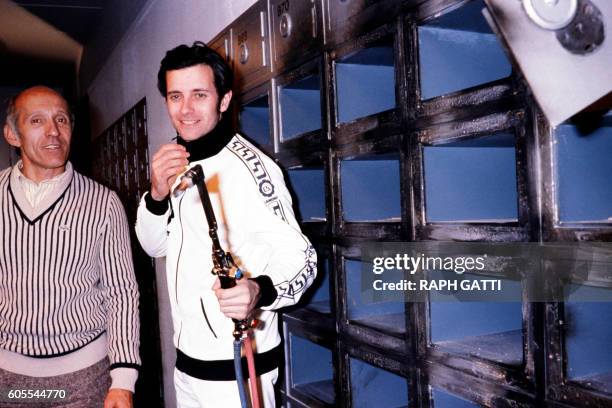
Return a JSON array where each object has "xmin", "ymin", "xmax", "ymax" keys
[{"xmin": 523, "ymin": 0, "xmax": 578, "ymax": 30}]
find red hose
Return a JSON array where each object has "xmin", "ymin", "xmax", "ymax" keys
[{"xmin": 244, "ymin": 335, "xmax": 260, "ymax": 408}]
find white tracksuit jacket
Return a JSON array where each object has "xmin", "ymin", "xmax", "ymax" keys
[{"xmin": 135, "ymin": 134, "xmax": 316, "ymax": 363}]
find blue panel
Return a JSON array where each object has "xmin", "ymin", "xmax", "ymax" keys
[
  {"xmin": 566, "ymin": 286, "xmax": 612, "ymax": 380},
  {"xmin": 346, "ymin": 260, "xmax": 405, "ymax": 333},
  {"xmin": 429, "ymin": 271, "xmax": 522, "ymax": 347},
  {"xmin": 336, "ymin": 46, "xmax": 396, "ymax": 124},
  {"xmin": 431, "ymin": 284, "xmax": 523, "ymax": 364},
  {"xmin": 430, "ymin": 299, "xmax": 522, "ymax": 343},
  {"xmin": 427, "ymin": 0, "xmax": 494, "ymax": 33},
  {"xmin": 350, "ymin": 358, "xmax": 409, "ymax": 408},
  {"xmin": 424, "ymin": 137, "xmax": 518, "ymax": 222},
  {"xmin": 342, "ymin": 46, "xmax": 395, "ymax": 66},
  {"xmin": 555, "ymin": 116, "xmax": 612, "ymax": 222},
  {"xmin": 341, "ymin": 159, "xmax": 401, "ymax": 222},
  {"xmin": 432, "ymin": 389, "xmax": 478, "ymax": 408},
  {"xmin": 418, "ymin": 26, "xmax": 511, "ymax": 99},
  {"xmin": 290, "ymin": 334, "xmax": 334, "ymax": 405},
  {"xmin": 304, "ymin": 255, "xmax": 331, "ymax": 313},
  {"xmin": 240, "ymin": 106, "xmax": 270, "ymax": 147},
  {"xmin": 287, "ymin": 168, "xmax": 326, "ymax": 222},
  {"xmin": 279, "ymin": 75, "xmax": 322, "ymax": 140}
]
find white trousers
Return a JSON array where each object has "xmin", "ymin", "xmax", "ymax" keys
[{"xmin": 174, "ymin": 367, "xmax": 279, "ymax": 408}]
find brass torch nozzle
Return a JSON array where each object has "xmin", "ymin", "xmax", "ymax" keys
[{"xmin": 172, "ymin": 167, "xmax": 197, "ymax": 197}]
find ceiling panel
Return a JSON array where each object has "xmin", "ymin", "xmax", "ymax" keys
[{"xmin": 13, "ymin": 0, "xmax": 106, "ymax": 43}]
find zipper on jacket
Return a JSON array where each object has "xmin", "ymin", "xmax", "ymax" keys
[
  {"xmin": 175, "ymin": 191, "xmax": 219, "ymax": 338},
  {"xmin": 175, "ymin": 195, "xmax": 185, "ymax": 303},
  {"xmin": 200, "ymin": 298, "xmax": 218, "ymax": 339},
  {"xmin": 177, "ymin": 322, "xmax": 183, "ymax": 348}
]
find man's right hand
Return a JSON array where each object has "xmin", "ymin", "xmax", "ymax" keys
[{"xmin": 150, "ymin": 144, "xmax": 190, "ymax": 200}]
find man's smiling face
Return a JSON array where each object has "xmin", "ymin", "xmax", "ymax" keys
[
  {"xmin": 165, "ymin": 64, "xmax": 232, "ymax": 141},
  {"xmin": 4, "ymin": 86, "xmax": 72, "ymax": 182}
]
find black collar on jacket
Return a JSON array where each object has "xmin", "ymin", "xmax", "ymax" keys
[{"xmin": 176, "ymin": 118, "xmax": 234, "ymax": 162}]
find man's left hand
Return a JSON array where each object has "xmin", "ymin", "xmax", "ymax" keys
[
  {"xmin": 103, "ymin": 389, "xmax": 133, "ymax": 408},
  {"xmin": 213, "ymin": 277, "xmax": 261, "ymax": 320}
]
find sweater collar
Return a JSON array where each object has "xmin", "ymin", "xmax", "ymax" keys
[{"xmin": 176, "ymin": 119, "xmax": 233, "ymax": 162}]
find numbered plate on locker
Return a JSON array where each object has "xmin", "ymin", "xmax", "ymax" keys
[
  {"xmin": 270, "ymin": 0, "xmax": 323, "ymax": 73},
  {"xmin": 232, "ymin": 2, "xmax": 271, "ymax": 89}
]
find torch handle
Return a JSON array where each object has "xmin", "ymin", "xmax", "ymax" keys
[{"xmin": 219, "ymin": 275, "xmax": 236, "ymax": 289}]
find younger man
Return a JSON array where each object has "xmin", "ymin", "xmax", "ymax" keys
[{"xmin": 135, "ymin": 42, "xmax": 316, "ymax": 407}]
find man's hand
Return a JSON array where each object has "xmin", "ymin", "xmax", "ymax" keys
[
  {"xmin": 213, "ymin": 278, "xmax": 261, "ymax": 320},
  {"xmin": 103, "ymin": 389, "xmax": 133, "ymax": 408},
  {"xmin": 150, "ymin": 144, "xmax": 190, "ymax": 200}
]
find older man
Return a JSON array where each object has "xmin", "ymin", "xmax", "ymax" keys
[{"xmin": 0, "ymin": 86, "xmax": 140, "ymax": 408}]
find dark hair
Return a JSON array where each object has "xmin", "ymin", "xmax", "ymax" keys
[{"xmin": 157, "ymin": 41, "xmax": 233, "ymax": 99}]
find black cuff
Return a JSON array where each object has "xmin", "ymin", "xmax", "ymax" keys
[
  {"xmin": 109, "ymin": 362, "xmax": 141, "ymax": 371},
  {"xmin": 145, "ymin": 192, "xmax": 169, "ymax": 215},
  {"xmin": 250, "ymin": 275, "xmax": 277, "ymax": 308}
]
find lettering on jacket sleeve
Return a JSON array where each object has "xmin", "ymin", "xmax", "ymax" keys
[{"xmin": 227, "ymin": 138, "xmax": 287, "ymax": 222}]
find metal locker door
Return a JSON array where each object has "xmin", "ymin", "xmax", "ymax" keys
[
  {"xmin": 209, "ymin": 29, "xmax": 233, "ymax": 66},
  {"xmin": 124, "ymin": 110, "xmax": 138, "ymax": 203},
  {"xmin": 232, "ymin": 1, "xmax": 271, "ymax": 91},
  {"xmin": 116, "ymin": 118, "xmax": 129, "ymax": 196},
  {"xmin": 484, "ymin": 0, "xmax": 612, "ymax": 126},
  {"xmin": 270, "ymin": 0, "xmax": 323, "ymax": 74},
  {"xmin": 325, "ymin": 0, "xmax": 409, "ymax": 46}
]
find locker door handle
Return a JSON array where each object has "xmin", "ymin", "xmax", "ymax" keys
[{"xmin": 311, "ymin": 5, "xmax": 318, "ymax": 39}]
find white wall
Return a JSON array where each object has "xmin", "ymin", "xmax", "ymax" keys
[{"xmin": 86, "ymin": 1, "xmax": 257, "ymax": 406}]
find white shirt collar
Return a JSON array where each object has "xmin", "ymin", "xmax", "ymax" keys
[{"xmin": 14, "ymin": 160, "xmax": 73, "ymax": 186}]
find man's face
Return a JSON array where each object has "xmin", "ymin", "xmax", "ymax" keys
[
  {"xmin": 3, "ymin": 87, "xmax": 72, "ymax": 182},
  {"xmin": 165, "ymin": 64, "xmax": 232, "ymax": 141}
]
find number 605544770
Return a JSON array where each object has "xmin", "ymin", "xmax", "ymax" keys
[{"xmin": 6, "ymin": 389, "xmax": 66, "ymax": 400}]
